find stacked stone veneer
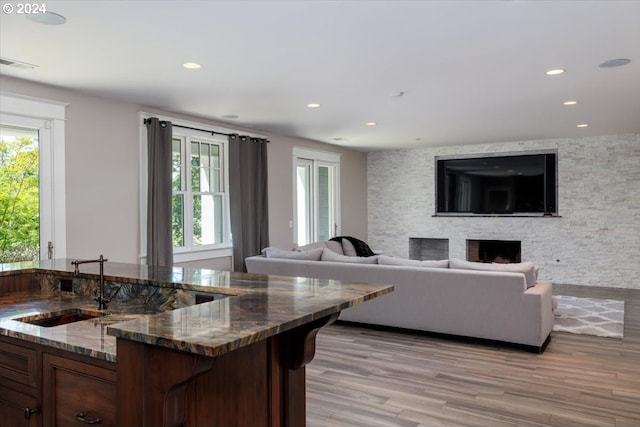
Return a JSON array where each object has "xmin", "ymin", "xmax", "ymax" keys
[{"xmin": 367, "ymin": 134, "xmax": 640, "ymax": 289}]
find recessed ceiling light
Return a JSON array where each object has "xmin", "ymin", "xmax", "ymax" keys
[
  {"xmin": 389, "ymin": 91, "xmax": 405, "ymax": 98},
  {"xmin": 563, "ymin": 100, "xmax": 578, "ymax": 106},
  {"xmin": 182, "ymin": 62, "xmax": 201, "ymax": 69},
  {"xmin": 365, "ymin": 122, "xmax": 377, "ymax": 126},
  {"xmin": 599, "ymin": 58, "xmax": 631, "ymax": 68},
  {"xmin": 221, "ymin": 114, "xmax": 239, "ymax": 119},
  {"xmin": 577, "ymin": 123, "xmax": 588, "ymax": 128},
  {"xmin": 545, "ymin": 69, "xmax": 565, "ymax": 76},
  {"xmin": 306, "ymin": 103, "xmax": 321, "ymax": 108},
  {"xmin": 26, "ymin": 11, "xmax": 66, "ymax": 25}
]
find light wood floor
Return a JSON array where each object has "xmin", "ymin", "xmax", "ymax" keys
[{"xmin": 307, "ymin": 284, "xmax": 640, "ymax": 427}]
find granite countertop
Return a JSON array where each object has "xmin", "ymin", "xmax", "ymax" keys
[{"xmin": 0, "ymin": 259, "xmax": 393, "ymax": 362}]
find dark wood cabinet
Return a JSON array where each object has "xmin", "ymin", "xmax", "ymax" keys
[
  {"xmin": 42, "ymin": 354, "xmax": 116, "ymax": 427},
  {"xmin": 0, "ymin": 336, "xmax": 116, "ymax": 427},
  {"xmin": 0, "ymin": 337, "xmax": 41, "ymax": 427},
  {"xmin": 0, "ymin": 384, "xmax": 40, "ymax": 427},
  {"xmin": 0, "ymin": 339, "xmax": 39, "ymax": 387}
]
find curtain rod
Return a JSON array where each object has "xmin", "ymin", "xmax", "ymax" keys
[{"xmin": 143, "ymin": 118, "xmax": 269, "ymax": 143}]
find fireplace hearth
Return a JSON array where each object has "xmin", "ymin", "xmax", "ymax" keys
[{"xmin": 467, "ymin": 240, "xmax": 521, "ymax": 263}]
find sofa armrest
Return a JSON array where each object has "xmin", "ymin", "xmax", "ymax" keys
[{"xmin": 524, "ymin": 281, "xmax": 554, "ymax": 343}]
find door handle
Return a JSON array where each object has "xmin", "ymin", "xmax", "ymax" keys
[
  {"xmin": 23, "ymin": 406, "xmax": 39, "ymax": 419},
  {"xmin": 75, "ymin": 411, "xmax": 103, "ymax": 424}
]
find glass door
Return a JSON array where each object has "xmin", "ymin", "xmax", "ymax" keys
[
  {"xmin": 316, "ymin": 162, "xmax": 335, "ymax": 242},
  {"xmin": 295, "ymin": 159, "xmax": 313, "ymax": 246},
  {"xmin": 0, "ymin": 116, "xmax": 53, "ymax": 262},
  {"xmin": 295, "ymin": 158, "xmax": 337, "ymax": 246}
]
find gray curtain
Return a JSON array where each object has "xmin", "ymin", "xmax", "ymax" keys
[
  {"xmin": 229, "ymin": 134, "xmax": 269, "ymax": 272},
  {"xmin": 146, "ymin": 117, "xmax": 173, "ymax": 267}
]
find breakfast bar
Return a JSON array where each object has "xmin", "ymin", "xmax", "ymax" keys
[{"xmin": 0, "ymin": 259, "xmax": 393, "ymax": 427}]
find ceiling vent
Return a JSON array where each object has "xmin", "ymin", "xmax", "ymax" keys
[{"xmin": 0, "ymin": 57, "xmax": 38, "ymax": 70}]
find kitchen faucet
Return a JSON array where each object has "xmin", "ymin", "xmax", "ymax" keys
[{"xmin": 71, "ymin": 255, "xmax": 110, "ymax": 310}]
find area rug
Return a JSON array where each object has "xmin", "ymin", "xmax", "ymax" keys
[{"xmin": 553, "ymin": 295, "xmax": 624, "ymax": 338}]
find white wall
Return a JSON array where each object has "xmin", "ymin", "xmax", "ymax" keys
[
  {"xmin": 368, "ymin": 134, "xmax": 640, "ymax": 289},
  {"xmin": 1, "ymin": 76, "xmax": 368, "ymax": 267}
]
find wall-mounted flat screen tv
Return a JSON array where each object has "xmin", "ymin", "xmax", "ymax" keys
[{"xmin": 436, "ymin": 152, "xmax": 557, "ymax": 215}]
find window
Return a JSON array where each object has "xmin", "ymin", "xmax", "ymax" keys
[
  {"xmin": 293, "ymin": 147, "xmax": 340, "ymax": 246},
  {"xmin": 172, "ymin": 135, "xmax": 228, "ymax": 251},
  {"xmin": 140, "ymin": 114, "xmax": 231, "ymax": 263}
]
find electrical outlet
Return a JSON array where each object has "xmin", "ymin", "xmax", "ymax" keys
[{"xmin": 60, "ymin": 278, "xmax": 73, "ymax": 292}]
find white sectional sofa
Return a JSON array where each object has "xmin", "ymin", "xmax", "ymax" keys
[{"xmin": 245, "ymin": 243, "xmax": 554, "ymax": 352}]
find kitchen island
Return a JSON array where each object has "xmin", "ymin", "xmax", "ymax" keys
[{"xmin": 0, "ymin": 259, "xmax": 393, "ymax": 427}]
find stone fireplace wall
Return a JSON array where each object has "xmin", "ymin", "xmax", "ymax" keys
[{"xmin": 367, "ymin": 134, "xmax": 640, "ymax": 289}]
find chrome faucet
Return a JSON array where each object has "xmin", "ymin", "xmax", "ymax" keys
[{"xmin": 71, "ymin": 255, "xmax": 110, "ymax": 310}]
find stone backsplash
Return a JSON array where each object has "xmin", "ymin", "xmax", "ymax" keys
[{"xmin": 38, "ymin": 273, "xmax": 227, "ymax": 311}]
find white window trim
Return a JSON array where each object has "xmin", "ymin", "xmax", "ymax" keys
[
  {"xmin": 292, "ymin": 146, "xmax": 341, "ymax": 245},
  {"xmin": 0, "ymin": 92, "xmax": 67, "ymax": 259},
  {"xmin": 138, "ymin": 112, "xmax": 233, "ymax": 264}
]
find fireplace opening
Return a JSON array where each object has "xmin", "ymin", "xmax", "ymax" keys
[
  {"xmin": 467, "ymin": 240, "xmax": 521, "ymax": 263},
  {"xmin": 409, "ymin": 238, "xmax": 449, "ymax": 260}
]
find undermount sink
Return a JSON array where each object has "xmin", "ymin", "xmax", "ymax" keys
[{"xmin": 15, "ymin": 309, "xmax": 105, "ymax": 327}]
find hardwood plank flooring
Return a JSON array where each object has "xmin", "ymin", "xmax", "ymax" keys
[{"xmin": 307, "ymin": 285, "xmax": 640, "ymax": 427}]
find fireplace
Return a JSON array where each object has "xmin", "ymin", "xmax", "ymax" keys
[
  {"xmin": 467, "ymin": 239, "xmax": 521, "ymax": 263},
  {"xmin": 409, "ymin": 238, "xmax": 449, "ymax": 260}
]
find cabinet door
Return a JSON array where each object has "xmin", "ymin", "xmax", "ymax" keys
[
  {"xmin": 0, "ymin": 385, "xmax": 41, "ymax": 427},
  {"xmin": 42, "ymin": 354, "xmax": 116, "ymax": 427},
  {"xmin": 0, "ymin": 338, "xmax": 39, "ymax": 387}
]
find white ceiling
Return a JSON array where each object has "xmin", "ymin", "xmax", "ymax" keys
[{"xmin": 1, "ymin": 1, "xmax": 639, "ymax": 151}]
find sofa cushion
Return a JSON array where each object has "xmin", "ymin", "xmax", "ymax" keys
[
  {"xmin": 296, "ymin": 240, "xmax": 344, "ymax": 255},
  {"xmin": 378, "ymin": 255, "xmax": 449, "ymax": 268},
  {"xmin": 321, "ymin": 248, "xmax": 378, "ymax": 264},
  {"xmin": 265, "ymin": 247, "xmax": 323, "ymax": 261},
  {"xmin": 449, "ymin": 258, "xmax": 538, "ymax": 287}
]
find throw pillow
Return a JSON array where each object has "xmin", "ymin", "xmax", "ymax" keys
[
  {"xmin": 321, "ymin": 248, "xmax": 378, "ymax": 264},
  {"xmin": 449, "ymin": 258, "xmax": 538, "ymax": 287},
  {"xmin": 377, "ymin": 255, "xmax": 449, "ymax": 268},
  {"xmin": 325, "ymin": 240, "xmax": 345, "ymax": 255},
  {"xmin": 341, "ymin": 238, "xmax": 358, "ymax": 256},
  {"xmin": 264, "ymin": 247, "xmax": 323, "ymax": 261},
  {"xmin": 295, "ymin": 241, "xmax": 326, "ymax": 252},
  {"xmin": 295, "ymin": 240, "xmax": 345, "ymax": 255}
]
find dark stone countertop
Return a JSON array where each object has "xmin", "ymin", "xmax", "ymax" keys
[{"xmin": 0, "ymin": 259, "xmax": 393, "ymax": 362}]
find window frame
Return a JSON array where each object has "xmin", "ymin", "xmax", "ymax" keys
[
  {"xmin": 139, "ymin": 113, "xmax": 232, "ymax": 263},
  {"xmin": 292, "ymin": 146, "xmax": 341, "ymax": 246}
]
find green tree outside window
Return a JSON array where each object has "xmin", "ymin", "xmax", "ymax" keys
[{"xmin": 0, "ymin": 136, "xmax": 40, "ymax": 262}]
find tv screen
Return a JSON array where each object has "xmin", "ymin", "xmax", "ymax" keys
[{"xmin": 436, "ymin": 152, "xmax": 557, "ymax": 215}]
